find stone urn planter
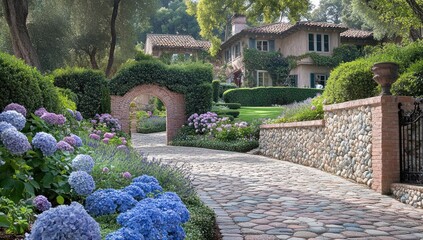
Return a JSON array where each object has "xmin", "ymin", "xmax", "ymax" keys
[{"xmin": 371, "ymin": 62, "xmax": 399, "ymax": 95}]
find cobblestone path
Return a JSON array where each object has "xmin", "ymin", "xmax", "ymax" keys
[{"xmin": 133, "ymin": 132, "xmax": 423, "ymax": 240}]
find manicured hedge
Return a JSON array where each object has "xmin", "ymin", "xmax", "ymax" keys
[
  {"xmin": 215, "ymin": 103, "xmax": 241, "ymax": 109},
  {"xmin": 110, "ymin": 60, "xmax": 213, "ymax": 116},
  {"xmin": 219, "ymin": 83, "xmax": 237, "ymax": 98},
  {"xmin": 215, "ymin": 110, "xmax": 240, "ymax": 118},
  {"xmin": 212, "ymin": 80, "xmax": 220, "ymax": 102},
  {"xmin": 171, "ymin": 136, "xmax": 259, "ymax": 152},
  {"xmin": 392, "ymin": 60, "xmax": 423, "ymax": 97},
  {"xmin": 53, "ymin": 68, "xmax": 111, "ymax": 118},
  {"xmin": 0, "ymin": 52, "xmax": 61, "ymax": 113},
  {"xmin": 223, "ymin": 87, "xmax": 323, "ymax": 106}
]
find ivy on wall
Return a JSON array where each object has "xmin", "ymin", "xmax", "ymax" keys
[{"xmin": 243, "ymin": 49, "xmax": 292, "ymax": 87}]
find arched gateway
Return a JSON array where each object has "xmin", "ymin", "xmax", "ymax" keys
[{"xmin": 111, "ymin": 84, "xmax": 185, "ymax": 144}]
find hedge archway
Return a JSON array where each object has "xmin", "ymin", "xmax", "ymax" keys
[{"xmin": 109, "ymin": 60, "xmax": 213, "ymax": 143}]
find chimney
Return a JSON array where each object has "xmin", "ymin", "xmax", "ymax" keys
[{"xmin": 231, "ymin": 14, "xmax": 247, "ymax": 36}]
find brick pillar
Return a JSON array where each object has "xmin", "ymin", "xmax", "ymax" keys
[{"xmin": 371, "ymin": 96, "xmax": 414, "ymax": 194}]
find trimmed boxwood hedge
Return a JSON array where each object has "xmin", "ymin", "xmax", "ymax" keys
[
  {"xmin": 110, "ymin": 60, "xmax": 213, "ymax": 116},
  {"xmin": 219, "ymin": 83, "xmax": 237, "ymax": 98},
  {"xmin": 215, "ymin": 103, "xmax": 241, "ymax": 109},
  {"xmin": 215, "ymin": 110, "xmax": 240, "ymax": 118},
  {"xmin": 0, "ymin": 52, "xmax": 61, "ymax": 113},
  {"xmin": 223, "ymin": 87, "xmax": 323, "ymax": 106},
  {"xmin": 53, "ymin": 68, "xmax": 111, "ymax": 118},
  {"xmin": 212, "ymin": 80, "xmax": 220, "ymax": 102}
]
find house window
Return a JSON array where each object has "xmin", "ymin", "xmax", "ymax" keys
[
  {"xmin": 257, "ymin": 70, "xmax": 271, "ymax": 86},
  {"xmin": 308, "ymin": 34, "xmax": 329, "ymax": 52},
  {"xmin": 288, "ymin": 75, "xmax": 298, "ymax": 87},
  {"xmin": 315, "ymin": 74, "xmax": 328, "ymax": 88},
  {"xmin": 256, "ymin": 40, "xmax": 268, "ymax": 52},
  {"xmin": 233, "ymin": 42, "xmax": 241, "ymax": 58},
  {"xmin": 225, "ymin": 49, "xmax": 232, "ymax": 62}
]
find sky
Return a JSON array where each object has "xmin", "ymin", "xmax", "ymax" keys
[{"xmin": 311, "ymin": 0, "xmax": 320, "ymax": 9}]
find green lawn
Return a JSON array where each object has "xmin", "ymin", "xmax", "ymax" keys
[{"xmin": 237, "ymin": 106, "xmax": 284, "ymax": 122}]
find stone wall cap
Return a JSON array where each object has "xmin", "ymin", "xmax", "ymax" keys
[
  {"xmin": 261, "ymin": 119, "xmax": 325, "ymax": 129},
  {"xmin": 323, "ymin": 95, "xmax": 415, "ymax": 112},
  {"xmin": 391, "ymin": 183, "xmax": 423, "ymax": 191}
]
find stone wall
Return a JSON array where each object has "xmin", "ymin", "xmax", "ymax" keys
[
  {"xmin": 260, "ymin": 96, "xmax": 415, "ymax": 194},
  {"xmin": 391, "ymin": 183, "xmax": 423, "ymax": 208}
]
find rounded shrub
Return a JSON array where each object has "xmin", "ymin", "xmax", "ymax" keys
[
  {"xmin": 0, "ymin": 52, "xmax": 62, "ymax": 113},
  {"xmin": 219, "ymin": 82, "xmax": 237, "ymax": 98},
  {"xmin": 323, "ymin": 59, "xmax": 378, "ymax": 103},
  {"xmin": 392, "ymin": 60, "xmax": 423, "ymax": 97},
  {"xmin": 215, "ymin": 103, "xmax": 241, "ymax": 109},
  {"xmin": 53, "ymin": 67, "xmax": 110, "ymax": 118}
]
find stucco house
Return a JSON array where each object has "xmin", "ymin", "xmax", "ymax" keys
[
  {"xmin": 145, "ymin": 34, "xmax": 210, "ymax": 60},
  {"xmin": 220, "ymin": 15, "xmax": 375, "ymax": 88}
]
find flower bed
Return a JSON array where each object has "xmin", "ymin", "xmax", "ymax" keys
[
  {"xmin": 171, "ymin": 112, "xmax": 260, "ymax": 152},
  {"xmin": 136, "ymin": 111, "xmax": 166, "ymax": 134},
  {"xmin": 0, "ymin": 103, "xmax": 216, "ymax": 240}
]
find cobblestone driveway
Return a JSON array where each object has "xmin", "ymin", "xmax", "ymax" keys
[{"xmin": 133, "ymin": 132, "xmax": 423, "ymax": 240}]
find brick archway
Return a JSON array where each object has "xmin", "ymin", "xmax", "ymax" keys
[{"xmin": 111, "ymin": 84, "xmax": 186, "ymax": 144}]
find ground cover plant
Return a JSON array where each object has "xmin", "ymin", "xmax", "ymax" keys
[
  {"xmin": 171, "ymin": 112, "xmax": 260, "ymax": 152},
  {"xmin": 0, "ymin": 102, "xmax": 216, "ymax": 240},
  {"xmin": 136, "ymin": 110, "xmax": 167, "ymax": 134}
]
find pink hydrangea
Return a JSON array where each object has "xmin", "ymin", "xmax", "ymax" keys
[
  {"xmin": 102, "ymin": 138, "xmax": 110, "ymax": 144},
  {"xmin": 63, "ymin": 136, "xmax": 76, "ymax": 146},
  {"xmin": 89, "ymin": 133, "xmax": 100, "ymax": 141},
  {"xmin": 122, "ymin": 172, "xmax": 132, "ymax": 179},
  {"xmin": 103, "ymin": 132, "xmax": 114, "ymax": 139}
]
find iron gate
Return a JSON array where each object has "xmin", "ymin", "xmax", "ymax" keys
[{"xmin": 399, "ymin": 100, "xmax": 423, "ymax": 184}]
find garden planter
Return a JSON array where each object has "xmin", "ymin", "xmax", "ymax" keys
[{"xmin": 371, "ymin": 62, "xmax": 399, "ymax": 95}]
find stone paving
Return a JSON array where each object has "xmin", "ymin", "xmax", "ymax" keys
[{"xmin": 133, "ymin": 132, "xmax": 423, "ymax": 240}]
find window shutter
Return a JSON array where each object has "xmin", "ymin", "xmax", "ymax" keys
[
  {"xmin": 249, "ymin": 38, "xmax": 256, "ymax": 49},
  {"xmin": 269, "ymin": 40, "xmax": 275, "ymax": 51},
  {"xmin": 310, "ymin": 73, "xmax": 315, "ymax": 88}
]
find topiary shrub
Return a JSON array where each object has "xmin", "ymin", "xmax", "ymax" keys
[
  {"xmin": 212, "ymin": 80, "xmax": 220, "ymax": 102},
  {"xmin": 110, "ymin": 60, "xmax": 213, "ymax": 116},
  {"xmin": 223, "ymin": 87, "xmax": 323, "ymax": 106},
  {"xmin": 323, "ymin": 59, "xmax": 378, "ymax": 103},
  {"xmin": 53, "ymin": 68, "xmax": 111, "ymax": 118},
  {"xmin": 215, "ymin": 103, "xmax": 241, "ymax": 109},
  {"xmin": 215, "ymin": 110, "xmax": 240, "ymax": 118},
  {"xmin": 219, "ymin": 82, "xmax": 237, "ymax": 98},
  {"xmin": 0, "ymin": 52, "xmax": 61, "ymax": 113},
  {"xmin": 392, "ymin": 60, "xmax": 423, "ymax": 97}
]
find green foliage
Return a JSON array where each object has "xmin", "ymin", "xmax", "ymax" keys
[
  {"xmin": 212, "ymin": 80, "xmax": 220, "ymax": 102},
  {"xmin": 215, "ymin": 103, "xmax": 241, "ymax": 109},
  {"xmin": 392, "ymin": 60, "xmax": 423, "ymax": 97},
  {"xmin": 273, "ymin": 97, "xmax": 324, "ymax": 123},
  {"xmin": 53, "ymin": 67, "xmax": 111, "ymax": 118},
  {"xmin": 323, "ymin": 59, "xmax": 377, "ymax": 103},
  {"xmin": 296, "ymin": 44, "xmax": 364, "ymax": 68},
  {"xmin": 223, "ymin": 87, "xmax": 323, "ymax": 106},
  {"xmin": 219, "ymin": 82, "xmax": 237, "ymax": 98},
  {"xmin": 58, "ymin": 91, "xmax": 77, "ymax": 111},
  {"xmin": 184, "ymin": 196, "xmax": 216, "ymax": 240},
  {"xmin": 215, "ymin": 110, "xmax": 240, "ymax": 118},
  {"xmin": 172, "ymin": 135, "xmax": 259, "ymax": 152},
  {"xmin": 111, "ymin": 60, "xmax": 213, "ymax": 116},
  {"xmin": 135, "ymin": 51, "xmax": 155, "ymax": 61},
  {"xmin": 0, "ymin": 197, "xmax": 33, "ymax": 234},
  {"xmin": 137, "ymin": 116, "xmax": 167, "ymax": 134},
  {"xmin": 0, "ymin": 52, "xmax": 62, "ymax": 113},
  {"xmin": 243, "ymin": 49, "xmax": 291, "ymax": 86}
]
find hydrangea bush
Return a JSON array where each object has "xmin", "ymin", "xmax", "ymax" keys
[
  {"xmin": 32, "ymin": 132, "xmax": 57, "ymax": 156},
  {"xmin": 0, "ymin": 110, "xmax": 26, "ymax": 130},
  {"xmin": 68, "ymin": 171, "xmax": 95, "ymax": 196},
  {"xmin": 72, "ymin": 154, "xmax": 95, "ymax": 173}
]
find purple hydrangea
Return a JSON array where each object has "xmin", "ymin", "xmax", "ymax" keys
[
  {"xmin": 103, "ymin": 138, "xmax": 110, "ymax": 144},
  {"xmin": 94, "ymin": 113, "xmax": 122, "ymax": 131},
  {"xmin": 89, "ymin": 133, "xmax": 101, "ymax": 141},
  {"xmin": 116, "ymin": 145, "xmax": 128, "ymax": 151},
  {"xmin": 104, "ymin": 132, "xmax": 115, "ymax": 139},
  {"xmin": 70, "ymin": 134, "xmax": 83, "ymax": 147},
  {"xmin": 0, "ymin": 121, "xmax": 16, "ymax": 136},
  {"xmin": 34, "ymin": 107, "xmax": 47, "ymax": 117},
  {"xmin": 67, "ymin": 109, "xmax": 75, "ymax": 117},
  {"xmin": 85, "ymin": 189, "xmax": 137, "ymax": 217},
  {"xmin": 75, "ymin": 111, "xmax": 83, "ymax": 121},
  {"xmin": 56, "ymin": 114, "xmax": 66, "ymax": 125},
  {"xmin": 68, "ymin": 171, "xmax": 95, "ymax": 196},
  {"xmin": 1, "ymin": 128, "xmax": 31, "ymax": 155},
  {"xmin": 33, "ymin": 195, "xmax": 52, "ymax": 212},
  {"xmin": 0, "ymin": 110, "xmax": 26, "ymax": 130},
  {"xmin": 63, "ymin": 136, "xmax": 76, "ymax": 146},
  {"xmin": 187, "ymin": 112, "xmax": 221, "ymax": 134},
  {"xmin": 32, "ymin": 132, "xmax": 57, "ymax": 156},
  {"xmin": 102, "ymin": 167, "xmax": 110, "ymax": 173},
  {"xmin": 56, "ymin": 140, "xmax": 74, "ymax": 152},
  {"xmin": 71, "ymin": 154, "xmax": 95, "ymax": 173},
  {"xmin": 40, "ymin": 112, "xmax": 66, "ymax": 125},
  {"xmin": 4, "ymin": 103, "xmax": 27, "ymax": 116},
  {"xmin": 26, "ymin": 202, "xmax": 101, "ymax": 240}
]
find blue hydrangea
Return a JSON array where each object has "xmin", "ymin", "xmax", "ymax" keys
[
  {"xmin": 71, "ymin": 154, "xmax": 95, "ymax": 173},
  {"xmin": 0, "ymin": 121, "xmax": 16, "ymax": 137},
  {"xmin": 0, "ymin": 110, "xmax": 26, "ymax": 130},
  {"xmin": 71, "ymin": 133, "xmax": 83, "ymax": 147},
  {"xmin": 26, "ymin": 202, "xmax": 101, "ymax": 240},
  {"xmin": 1, "ymin": 128, "xmax": 31, "ymax": 155},
  {"xmin": 85, "ymin": 189, "xmax": 137, "ymax": 217},
  {"xmin": 111, "ymin": 192, "xmax": 189, "ymax": 240},
  {"xmin": 32, "ymin": 195, "xmax": 52, "ymax": 212},
  {"xmin": 75, "ymin": 111, "xmax": 83, "ymax": 121},
  {"xmin": 122, "ymin": 185, "xmax": 146, "ymax": 200},
  {"xmin": 67, "ymin": 109, "xmax": 75, "ymax": 117},
  {"xmin": 68, "ymin": 171, "xmax": 95, "ymax": 196},
  {"xmin": 131, "ymin": 181, "xmax": 163, "ymax": 195},
  {"xmin": 105, "ymin": 227, "xmax": 145, "ymax": 240},
  {"xmin": 132, "ymin": 175, "xmax": 160, "ymax": 185},
  {"xmin": 32, "ymin": 132, "xmax": 57, "ymax": 156}
]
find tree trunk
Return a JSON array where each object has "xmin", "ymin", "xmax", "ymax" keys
[
  {"xmin": 405, "ymin": 0, "xmax": 423, "ymax": 24},
  {"xmin": 2, "ymin": 0, "xmax": 41, "ymax": 70},
  {"xmin": 87, "ymin": 47, "xmax": 99, "ymax": 69},
  {"xmin": 105, "ymin": 0, "xmax": 120, "ymax": 78}
]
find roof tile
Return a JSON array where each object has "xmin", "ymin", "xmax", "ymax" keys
[
  {"xmin": 340, "ymin": 29, "xmax": 373, "ymax": 39},
  {"xmin": 147, "ymin": 34, "xmax": 210, "ymax": 50}
]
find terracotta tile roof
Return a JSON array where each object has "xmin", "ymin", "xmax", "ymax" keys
[
  {"xmin": 147, "ymin": 34, "xmax": 210, "ymax": 50},
  {"xmin": 295, "ymin": 21, "xmax": 348, "ymax": 29},
  {"xmin": 245, "ymin": 22, "xmax": 293, "ymax": 34},
  {"xmin": 340, "ymin": 29, "xmax": 373, "ymax": 39}
]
